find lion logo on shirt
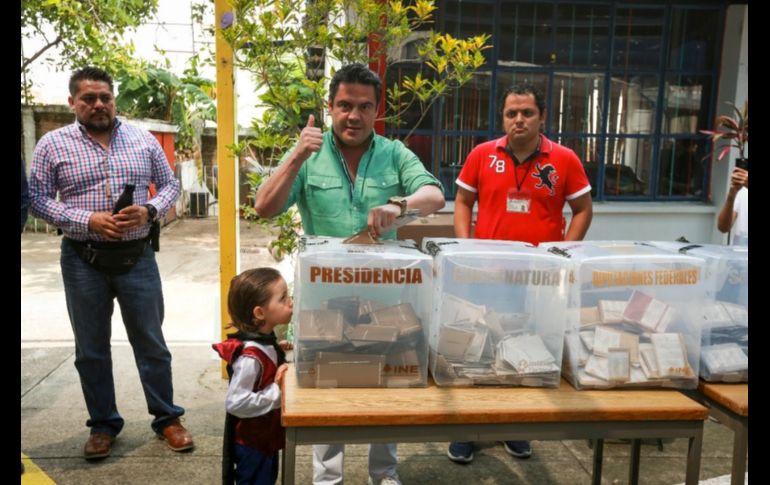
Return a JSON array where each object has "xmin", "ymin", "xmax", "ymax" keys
[{"xmin": 532, "ymin": 163, "xmax": 558, "ymax": 196}]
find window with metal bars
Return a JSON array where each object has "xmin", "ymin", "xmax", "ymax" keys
[{"xmin": 383, "ymin": 1, "xmax": 724, "ymax": 202}]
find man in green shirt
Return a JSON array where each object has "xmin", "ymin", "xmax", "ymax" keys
[
  {"xmin": 254, "ymin": 63, "xmax": 445, "ymax": 241},
  {"xmin": 254, "ymin": 63, "xmax": 444, "ymax": 485}
]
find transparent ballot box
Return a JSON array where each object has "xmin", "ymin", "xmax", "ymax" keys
[
  {"xmin": 648, "ymin": 242, "xmax": 748, "ymax": 383},
  {"xmin": 293, "ymin": 237, "xmax": 432, "ymax": 388},
  {"xmin": 423, "ymin": 238, "xmax": 570, "ymax": 388},
  {"xmin": 544, "ymin": 241, "xmax": 706, "ymax": 390}
]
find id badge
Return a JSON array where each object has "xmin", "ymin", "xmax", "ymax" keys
[{"xmin": 507, "ymin": 188, "xmax": 531, "ymax": 214}]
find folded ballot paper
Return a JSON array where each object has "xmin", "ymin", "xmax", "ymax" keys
[
  {"xmin": 366, "ymin": 303, "xmax": 423, "ymax": 338},
  {"xmin": 574, "ymin": 301, "xmax": 696, "ymax": 387},
  {"xmin": 497, "ymin": 334, "xmax": 559, "ymax": 374},
  {"xmin": 718, "ymin": 301, "xmax": 749, "ymax": 325},
  {"xmin": 441, "ymin": 293, "xmax": 487, "ymax": 325},
  {"xmin": 591, "ymin": 326, "xmax": 640, "ymax": 365},
  {"xmin": 298, "ymin": 310, "xmax": 345, "ymax": 342},
  {"xmin": 623, "ymin": 290, "xmax": 673, "ymax": 333},
  {"xmin": 432, "ymin": 291, "xmax": 561, "ymax": 385},
  {"xmin": 600, "ymin": 349, "xmax": 630, "ymax": 383},
  {"xmin": 598, "ymin": 300, "xmax": 626, "ymax": 324},
  {"xmin": 650, "ymin": 333, "xmax": 694, "ymax": 379},
  {"xmin": 701, "ymin": 343, "xmax": 748, "ymax": 375}
]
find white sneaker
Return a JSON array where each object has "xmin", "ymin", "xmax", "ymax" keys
[{"xmin": 368, "ymin": 476, "xmax": 402, "ymax": 485}]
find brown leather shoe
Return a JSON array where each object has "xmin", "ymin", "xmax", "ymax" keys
[
  {"xmin": 158, "ymin": 419, "xmax": 194, "ymax": 452},
  {"xmin": 84, "ymin": 432, "xmax": 114, "ymax": 460}
]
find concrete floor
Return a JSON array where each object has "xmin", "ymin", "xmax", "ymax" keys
[{"xmin": 21, "ymin": 218, "xmax": 746, "ymax": 484}]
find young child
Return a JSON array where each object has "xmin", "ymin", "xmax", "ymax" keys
[{"xmin": 213, "ymin": 268, "xmax": 294, "ymax": 485}]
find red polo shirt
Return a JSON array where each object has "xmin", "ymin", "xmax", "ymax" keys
[{"xmin": 456, "ymin": 134, "xmax": 591, "ymax": 245}]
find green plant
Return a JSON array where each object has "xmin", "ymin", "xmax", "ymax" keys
[
  {"xmin": 115, "ymin": 63, "xmax": 216, "ymax": 159},
  {"xmin": 223, "ymin": 0, "xmax": 490, "ymax": 260},
  {"xmin": 700, "ymin": 100, "xmax": 748, "ymax": 161},
  {"xmin": 241, "ymin": 161, "xmax": 303, "ymax": 262},
  {"xmin": 21, "ymin": 0, "xmax": 158, "ymax": 103}
]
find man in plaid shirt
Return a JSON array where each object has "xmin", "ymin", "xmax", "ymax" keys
[{"xmin": 29, "ymin": 66, "xmax": 193, "ymax": 460}]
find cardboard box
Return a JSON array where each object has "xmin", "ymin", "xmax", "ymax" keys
[
  {"xmin": 365, "ymin": 303, "xmax": 422, "ymax": 338},
  {"xmin": 397, "ymin": 214, "xmax": 474, "ymax": 246},
  {"xmin": 298, "ymin": 310, "xmax": 344, "ymax": 342},
  {"xmin": 315, "ymin": 352, "xmax": 385, "ymax": 388}
]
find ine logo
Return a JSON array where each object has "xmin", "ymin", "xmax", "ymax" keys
[{"xmin": 383, "ymin": 364, "xmax": 419, "ymax": 376}]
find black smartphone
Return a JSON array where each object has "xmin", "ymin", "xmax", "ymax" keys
[{"xmin": 735, "ymin": 159, "xmax": 749, "ymax": 171}]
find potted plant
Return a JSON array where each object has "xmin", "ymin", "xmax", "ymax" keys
[{"xmin": 700, "ymin": 99, "xmax": 748, "ymax": 170}]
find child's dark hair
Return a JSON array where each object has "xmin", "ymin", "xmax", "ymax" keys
[{"xmin": 227, "ymin": 267, "xmax": 283, "ymax": 333}]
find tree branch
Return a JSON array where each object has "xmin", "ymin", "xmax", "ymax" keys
[{"xmin": 21, "ymin": 34, "xmax": 63, "ymax": 72}]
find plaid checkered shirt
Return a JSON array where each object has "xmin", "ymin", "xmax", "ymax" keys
[{"xmin": 29, "ymin": 118, "xmax": 181, "ymax": 241}]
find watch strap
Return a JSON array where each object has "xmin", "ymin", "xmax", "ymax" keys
[
  {"xmin": 387, "ymin": 197, "xmax": 407, "ymax": 217},
  {"xmin": 144, "ymin": 204, "xmax": 158, "ymax": 222}
]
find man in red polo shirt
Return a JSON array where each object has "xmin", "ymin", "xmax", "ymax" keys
[
  {"xmin": 454, "ymin": 82, "xmax": 592, "ymax": 245},
  {"xmin": 448, "ymin": 82, "xmax": 593, "ymax": 464}
]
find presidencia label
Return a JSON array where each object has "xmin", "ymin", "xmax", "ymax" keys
[
  {"xmin": 309, "ymin": 266, "xmax": 424, "ymax": 284},
  {"xmin": 591, "ymin": 268, "xmax": 699, "ymax": 288},
  {"xmin": 451, "ymin": 267, "xmax": 566, "ymax": 286}
]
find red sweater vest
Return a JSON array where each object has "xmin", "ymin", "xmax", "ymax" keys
[{"xmin": 233, "ymin": 345, "xmax": 285, "ymax": 454}]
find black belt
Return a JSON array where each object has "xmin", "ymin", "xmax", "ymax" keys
[
  {"xmin": 64, "ymin": 237, "xmax": 149, "ymax": 274},
  {"xmin": 64, "ymin": 237, "xmax": 149, "ymax": 251}
]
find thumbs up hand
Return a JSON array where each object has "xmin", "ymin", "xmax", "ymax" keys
[{"xmin": 294, "ymin": 114, "xmax": 324, "ymax": 162}]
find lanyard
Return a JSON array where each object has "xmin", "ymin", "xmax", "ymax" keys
[
  {"xmin": 507, "ymin": 138, "xmax": 541, "ymax": 193},
  {"xmin": 512, "ymin": 157, "xmax": 535, "ymax": 193}
]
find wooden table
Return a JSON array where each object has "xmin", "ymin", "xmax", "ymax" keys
[
  {"xmin": 281, "ymin": 370, "xmax": 708, "ymax": 485},
  {"xmin": 684, "ymin": 381, "xmax": 748, "ymax": 485}
]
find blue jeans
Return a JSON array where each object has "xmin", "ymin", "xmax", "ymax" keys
[{"xmin": 61, "ymin": 239, "xmax": 184, "ymax": 436}]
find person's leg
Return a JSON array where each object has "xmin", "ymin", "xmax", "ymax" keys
[
  {"xmin": 60, "ymin": 239, "xmax": 124, "ymax": 437},
  {"xmin": 233, "ymin": 443, "xmax": 278, "ymax": 485},
  {"xmin": 313, "ymin": 444, "xmax": 344, "ymax": 485},
  {"xmin": 113, "ymin": 245, "xmax": 184, "ymax": 433},
  {"xmin": 270, "ymin": 450, "xmax": 280, "ymax": 485},
  {"xmin": 447, "ymin": 441, "xmax": 475, "ymax": 463},
  {"xmin": 502, "ymin": 440, "xmax": 532, "ymax": 458},
  {"xmin": 369, "ymin": 443, "xmax": 399, "ymax": 483}
]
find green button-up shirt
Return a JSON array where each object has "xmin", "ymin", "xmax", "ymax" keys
[{"xmin": 280, "ymin": 131, "xmax": 443, "ymax": 239}]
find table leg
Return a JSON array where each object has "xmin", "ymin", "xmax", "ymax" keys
[
  {"xmin": 685, "ymin": 422, "xmax": 704, "ymax": 485},
  {"xmin": 730, "ymin": 422, "xmax": 748, "ymax": 485},
  {"xmin": 591, "ymin": 439, "xmax": 604, "ymax": 485},
  {"xmin": 628, "ymin": 439, "xmax": 641, "ymax": 485},
  {"xmin": 282, "ymin": 427, "xmax": 297, "ymax": 485}
]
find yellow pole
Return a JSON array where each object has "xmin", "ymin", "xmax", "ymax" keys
[{"xmin": 215, "ymin": 0, "xmax": 238, "ymax": 377}]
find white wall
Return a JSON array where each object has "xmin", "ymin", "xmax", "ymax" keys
[
  {"xmin": 441, "ymin": 201, "xmax": 717, "ymax": 244},
  {"xmin": 577, "ymin": 204, "xmax": 717, "ymax": 244}
]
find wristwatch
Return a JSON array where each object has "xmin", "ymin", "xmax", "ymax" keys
[
  {"xmin": 387, "ymin": 196, "xmax": 408, "ymax": 217},
  {"xmin": 144, "ymin": 203, "xmax": 158, "ymax": 223}
]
